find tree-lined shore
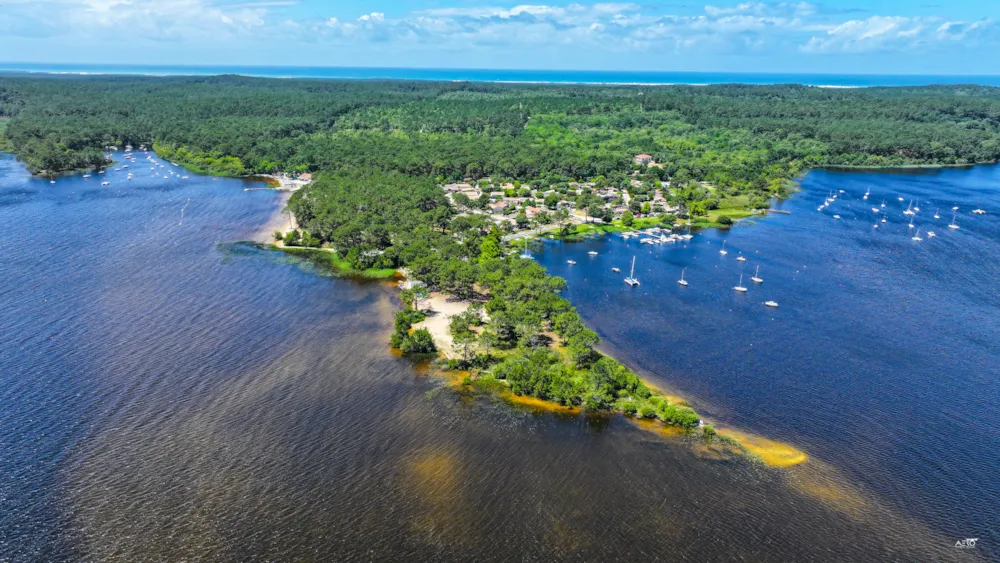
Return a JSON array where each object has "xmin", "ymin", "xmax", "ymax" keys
[{"xmin": 4, "ymin": 74, "xmax": 999, "ymax": 442}]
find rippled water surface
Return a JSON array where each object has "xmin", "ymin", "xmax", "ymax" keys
[
  {"xmin": 0, "ymin": 154, "xmax": 990, "ymax": 561},
  {"xmin": 536, "ymin": 166, "xmax": 1000, "ymax": 561}
]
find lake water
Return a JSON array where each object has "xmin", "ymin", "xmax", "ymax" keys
[
  {"xmin": 536, "ymin": 165, "xmax": 1000, "ymax": 561},
  {"xmin": 0, "ymin": 153, "xmax": 989, "ymax": 561}
]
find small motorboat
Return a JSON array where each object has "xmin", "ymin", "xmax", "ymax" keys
[
  {"xmin": 833, "ymin": 215, "xmax": 841, "ymax": 220},
  {"xmin": 612, "ymin": 267, "xmax": 621, "ymax": 273},
  {"xmin": 736, "ymin": 255, "xmax": 747, "ymax": 262},
  {"xmin": 764, "ymin": 300, "xmax": 779, "ymax": 308},
  {"xmin": 567, "ymin": 260, "xmax": 576, "ymax": 265},
  {"xmin": 588, "ymin": 251, "xmax": 598, "ymax": 256},
  {"xmin": 972, "ymin": 208, "xmax": 986, "ymax": 215}
]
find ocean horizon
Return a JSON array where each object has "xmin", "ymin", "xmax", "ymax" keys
[{"xmin": 3, "ymin": 62, "xmax": 1000, "ymax": 87}]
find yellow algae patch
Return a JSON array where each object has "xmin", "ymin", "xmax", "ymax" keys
[
  {"xmin": 505, "ymin": 393, "xmax": 581, "ymax": 415},
  {"xmin": 718, "ymin": 429, "xmax": 808, "ymax": 467},
  {"xmin": 404, "ymin": 446, "xmax": 477, "ymax": 546},
  {"xmin": 626, "ymin": 416, "xmax": 689, "ymax": 440},
  {"xmin": 786, "ymin": 461, "xmax": 875, "ymax": 520}
]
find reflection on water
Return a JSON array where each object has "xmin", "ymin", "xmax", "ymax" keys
[{"xmin": 0, "ymin": 153, "xmax": 982, "ymax": 561}]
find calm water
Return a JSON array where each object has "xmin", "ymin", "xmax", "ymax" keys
[
  {"xmin": 0, "ymin": 153, "xmax": 986, "ymax": 561},
  {"xmin": 3, "ymin": 63, "xmax": 1000, "ymax": 87},
  {"xmin": 537, "ymin": 166, "xmax": 1000, "ymax": 560}
]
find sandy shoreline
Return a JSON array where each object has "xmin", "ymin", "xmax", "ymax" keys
[
  {"xmin": 253, "ymin": 189, "xmax": 296, "ymax": 243},
  {"xmin": 412, "ymin": 292, "xmax": 471, "ymax": 359}
]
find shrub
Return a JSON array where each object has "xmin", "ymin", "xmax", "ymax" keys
[
  {"xmin": 283, "ymin": 229, "xmax": 301, "ymax": 246},
  {"xmin": 401, "ymin": 329, "xmax": 436, "ymax": 354},
  {"xmin": 717, "ymin": 215, "xmax": 734, "ymax": 226},
  {"xmin": 638, "ymin": 405, "xmax": 656, "ymax": 419},
  {"xmin": 622, "ymin": 401, "xmax": 639, "ymax": 415}
]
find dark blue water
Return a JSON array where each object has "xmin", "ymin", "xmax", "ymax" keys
[
  {"xmin": 0, "ymin": 152, "xmax": 985, "ymax": 561},
  {"xmin": 536, "ymin": 165, "xmax": 1000, "ymax": 559},
  {"xmin": 3, "ymin": 63, "xmax": 1000, "ymax": 87}
]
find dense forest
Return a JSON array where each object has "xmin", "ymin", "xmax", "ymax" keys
[{"xmin": 3, "ymin": 74, "xmax": 999, "ymax": 426}]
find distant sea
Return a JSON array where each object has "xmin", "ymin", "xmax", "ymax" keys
[{"xmin": 2, "ymin": 62, "xmax": 1000, "ymax": 87}]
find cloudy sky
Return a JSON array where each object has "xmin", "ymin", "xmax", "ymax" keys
[{"xmin": 0, "ymin": 0, "xmax": 997, "ymax": 74}]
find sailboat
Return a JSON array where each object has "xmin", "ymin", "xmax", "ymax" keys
[
  {"xmin": 719, "ymin": 240, "xmax": 728, "ymax": 256},
  {"xmin": 734, "ymin": 273, "xmax": 748, "ymax": 293},
  {"xmin": 751, "ymin": 265, "xmax": 763, "ymax": 283},
  {"xmin": 677, "ymin": 267, "xmax": 688, "ymax": 287},
  {"xmin": 948, "ymin": 212, "xmax": 960, "ymax": 230},
  {"xmin": 908, "ymin": 217, "xmax": 915, "ymax": 229},
  {"xmin": 912, "ymin": 229, "xmax": 923, "ymax": 241},
  {"xmin": 903, "ymin": 200, "xmax": 915, "ymax": 216},
  {"xmin": 881, "ymin": 199, "xmax": 886, "ymax": 208},
  {"xmin": 881, "ymin": 214, "xmax": 887, "ymax": 224},
  {"xmin": 624, "ymin": 256, "xmax": 640, "ymax": 286},
  {"xmin": 863, "ymin": 188, "xmax": 870, "ymax": 200},
  {"xmin": 934, "ymin": 209, "xmax": 940, "ymax": 219}
]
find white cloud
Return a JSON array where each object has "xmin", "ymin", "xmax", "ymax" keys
[
  {"xmin": 0, "ymin": 0, "xmax": 996, "ymax": 58},
  {"xmin": 801, "ymin": 16, "xmax": 996, "ymax": 53}
]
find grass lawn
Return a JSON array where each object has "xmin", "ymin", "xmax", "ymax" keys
[{"xmin": 279, "ymin": 247, "xmax": 398, "ymax": 279}]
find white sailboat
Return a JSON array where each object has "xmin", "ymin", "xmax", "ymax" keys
[
  {"xmin": 678, "ymin": 267, "xmax": 688, "ymax": 286},
  {"xmin": 903, "ymin": 200, "xmax": 915, "ymax": 216},
  {"xmin": 719, "ymin": 240, "xmax": 728, "ymax": 256},
  {"xmin": 624, "ymin": 256, "xmax": 640, "ymax": 286},
  {"xmin": 734, "ymin": 273, "xmax": 748, "ymax": 293},
  {"xmin": 751, "ymin": 265, "xmax": 763, "ymax": 283},
  {"xmin": 933, "ymin": 209, "xmax": 940, "ymax": 219},
  {"xmin": 948, "ymin": 212, "xmax": 960, "ymax": 230},
  {"xmin": 863, "ymin": 188, "xmax": 870, "ymax": 200},
  {"xmin": 912, "ymin": 229, "xmax": 923, "ymax": 241}
]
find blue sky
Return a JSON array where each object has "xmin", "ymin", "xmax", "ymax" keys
[{"xmin": 1, "ymin": 1, "xmax": 998, "ymax": 74}]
